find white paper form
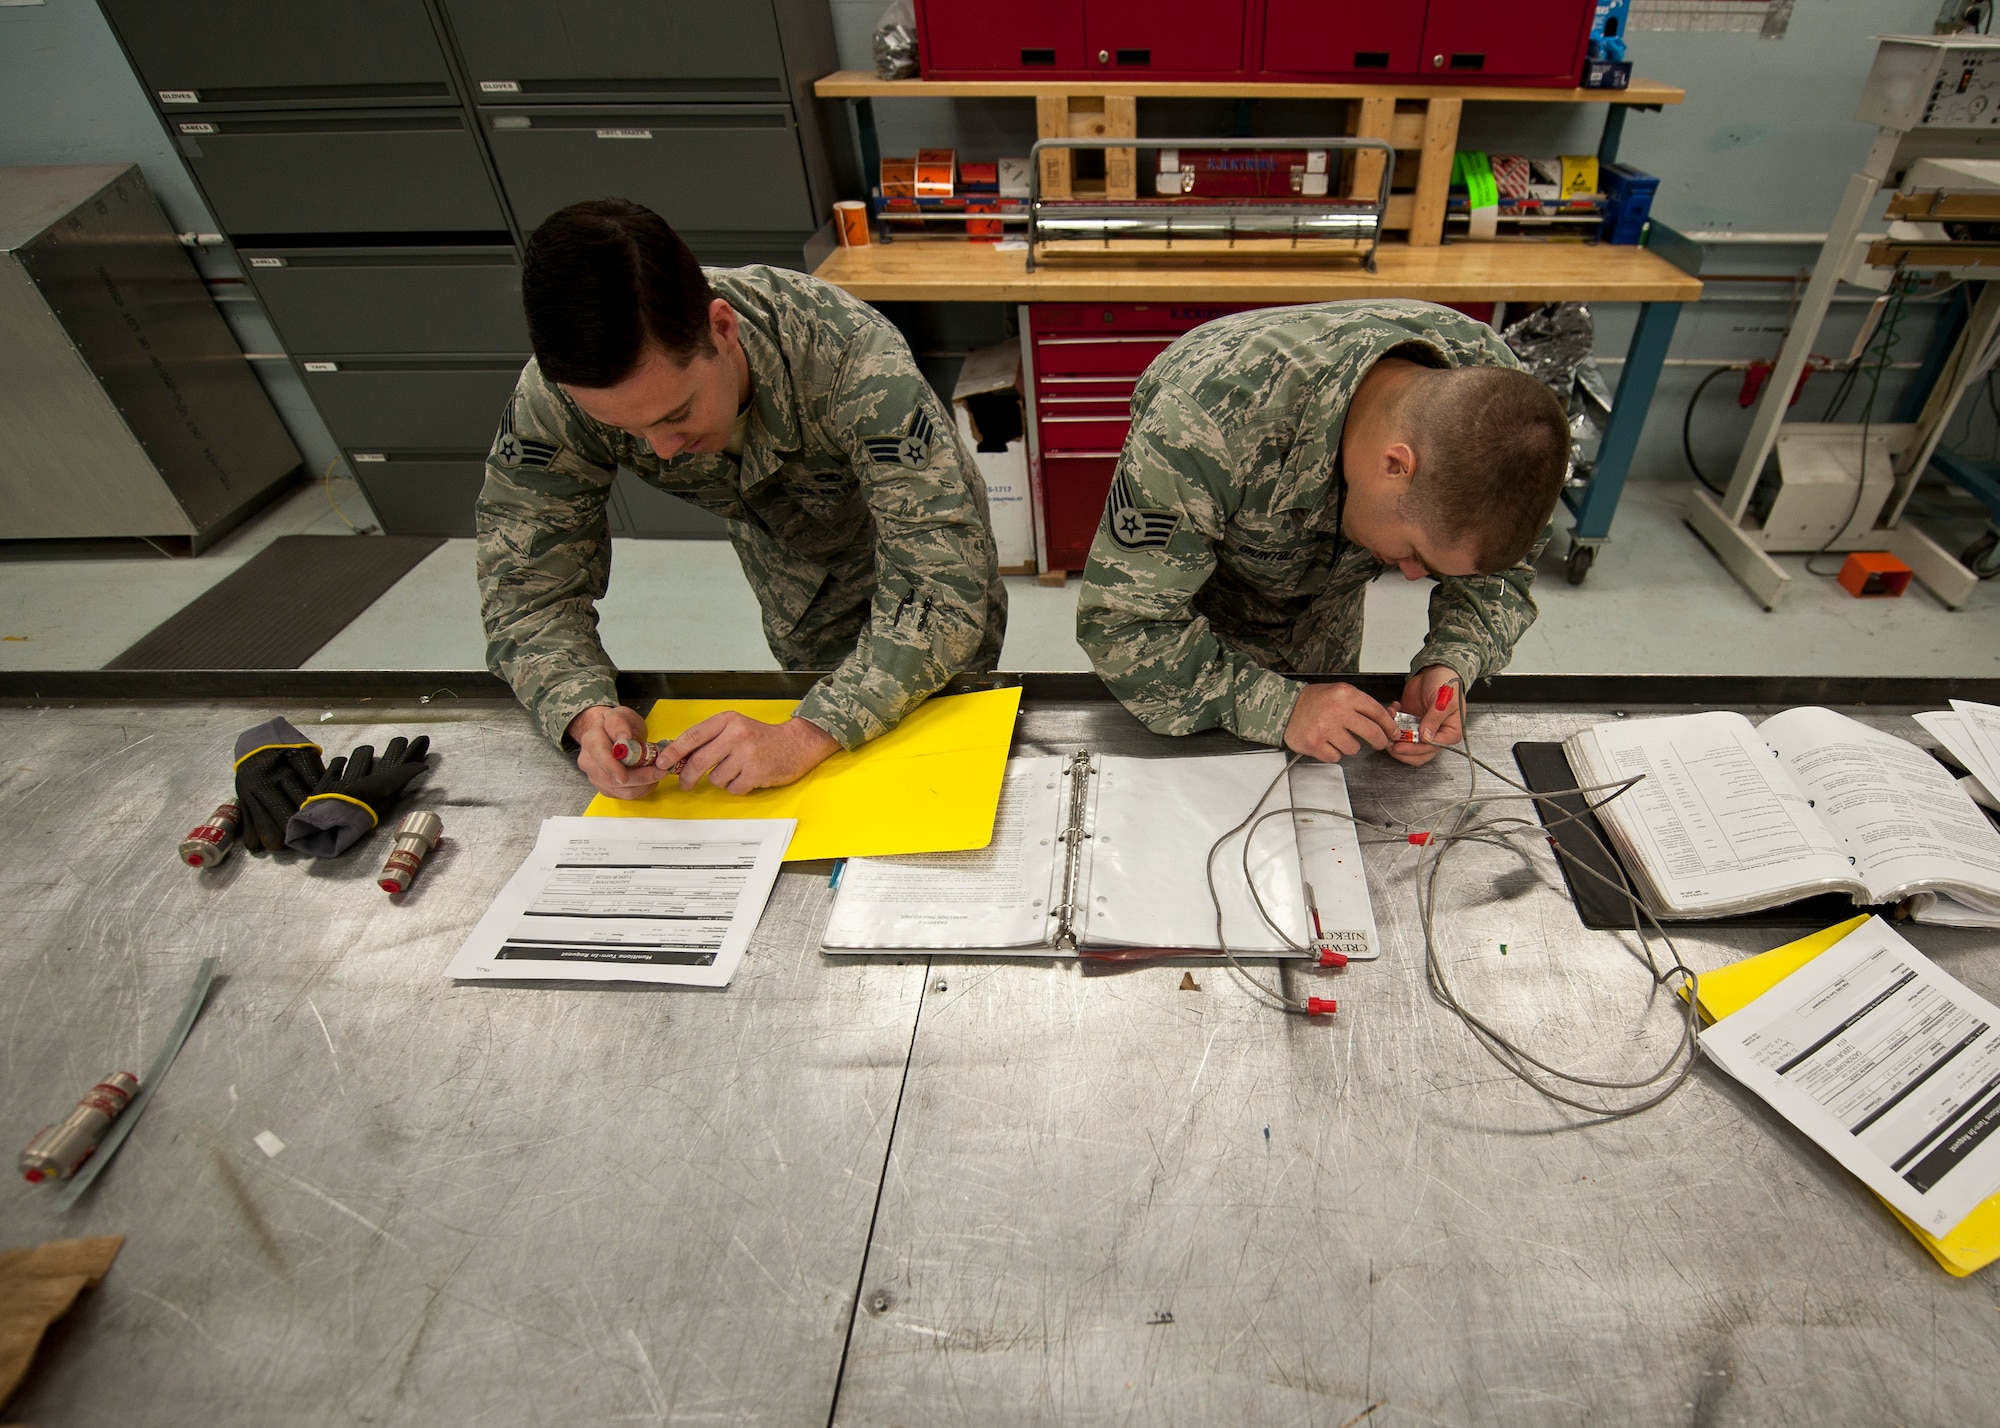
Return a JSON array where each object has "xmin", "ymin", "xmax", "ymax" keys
[
  {"xmin": 1703, "ymin": 917, "xmax": 2000, "ymax": 1238},
  {"xmin": 1082, "ymin": 752, "xmax": 1307, "ymax": 953},
  {"xmin": 1760, "ymin": 706, "xmax": 2000, "ymax": 910},
  {"xmin": 1951, "ymin": 700, "xmax": 2000, "ymax": 802},
  {"xmin": 1916, "ymin": 709, "xmax": 2000, "ymax": 811},
  {"xmin": 821, "ymin": 757, "xmax": 1064, "ymax": 951},
  {"xmin": 1579, "ymin": 712, "xmax": 1848, "ymax": 910},
  {"xmin": 1288, "ymin": 761, "xmax": 1381, "ymax": 960},
  {"xmin": 447, "ymin": 816, "xmax": 793, "ymax": 986}
]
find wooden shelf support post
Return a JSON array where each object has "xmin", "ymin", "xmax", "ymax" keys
[
  {"xmin": 1408, "ymin": 97, "xmax": 1461, "ymax": 247},
  {"xmin": 1036, "ymin": 93, "xmax": 1139, "ymax": 200}
]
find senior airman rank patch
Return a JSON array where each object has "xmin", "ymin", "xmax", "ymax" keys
[
  {"xmin": 1106, "ymin": 469, "xmax": 1180, "ymax": 551},
  {"xmin": 862, "ymin": 407, "xmax": 937, "ymax": 469},
  {"xmin": 494, "ymin": 402, "xmax": 559, "ymax": 470}
]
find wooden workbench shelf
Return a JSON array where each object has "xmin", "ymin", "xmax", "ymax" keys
[{"xmin": 816, "ymin": 70, "xmax": 1684, "ymax": 247}]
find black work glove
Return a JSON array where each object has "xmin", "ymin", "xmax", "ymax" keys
[
  {"xmin": 283, "ymin": 736, "xmax": 433, "ymax": 858},
  {"xmin": 232, "ymin": 717, "xmax": 325, "ymax": 854}
]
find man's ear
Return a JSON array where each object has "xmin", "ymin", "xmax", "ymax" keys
[
  {"xmin": 1381, "ymin": 439, "xmax": 1418, "ymax": 487},
  {"xmin": 708, "ymin": 298, "xmax": 738, "ymax": 349}
]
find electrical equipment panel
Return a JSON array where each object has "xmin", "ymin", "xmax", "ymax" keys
[{"xmin": 1857, "ymin": 35, "xmax": 2000, "ymax": 130}]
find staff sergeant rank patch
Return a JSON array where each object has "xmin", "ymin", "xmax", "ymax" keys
[
  {"xmin": 862, "ymin": 407, "xmax": 937, "ymax": 469},
  {"xmin": 1106, "ymin": 469, "xmax": 1181, "ymax": 551},
  {"xmin": 494, "ymin": 402, "xmax": 559, "ymax": 470}
]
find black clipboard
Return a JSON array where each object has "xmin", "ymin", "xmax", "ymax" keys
[{"xmin": 1510, "ymin": 742, "xmax": 1883, "ymax": 931}]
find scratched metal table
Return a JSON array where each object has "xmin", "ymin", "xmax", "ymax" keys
[{"xmin": 4, "ymin": 673, "xmax": 1999, "ymax": 1428}]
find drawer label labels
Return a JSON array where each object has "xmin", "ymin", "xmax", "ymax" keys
[
  {"xmin": 177, "ymin": 123, "xmax": 217, "ymax": 135},
  {"xmin": 596, "ymin": 128, "xmax": 653, "ymax": 140},
  {"xmin": 247, "ymin": 257, "xmax": 286, "ymax": 268},
  {"xmin": 303, "ymin": 362, "xmax": 339, "ymax": 373},
  {"xmin": 478, "ymin": 80, "xmax": 521, "ymax": 93},
  {"xmin": 354, "ymin": 453, "xmax": 387, "ymax": 462},
  {"xmin": 158, "ymin": 90, "xmax": 199, "ymax": 104}
]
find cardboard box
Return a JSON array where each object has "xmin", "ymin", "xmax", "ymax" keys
[{"xmin": 952, "ymin": 342, "xmax": 1033, "ymax": 573}]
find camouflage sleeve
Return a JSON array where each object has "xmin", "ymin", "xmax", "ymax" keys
[
  {"xmin": 1074, "ymin": 381, "xmax": 1302, "ymax": 745},
  {"xmin": 793, "ymin": 316, "xmax": 1000, "ymax": 749},
  {"xmin": 473, "ymin": 362, "xmax": 623, "ymax": 747},
  {"xmin": 1416, "ymin": 526, "xmax": 1547, "ymax": 685}
]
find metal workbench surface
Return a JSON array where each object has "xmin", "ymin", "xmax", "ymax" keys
[{"xmin": 3, "ymin": 678, "xmax": 1997, "ymax": 1428}]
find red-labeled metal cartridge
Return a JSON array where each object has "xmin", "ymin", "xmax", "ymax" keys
[
  {"xmin": 179, "ymin": 802, "xmax": 242, "ymax": 868},
  {"xmin": 21, "ymin": 1072, "xmax": 139, "ymax": 1183},
  {"xmin": 610, "ymin": 739, "xmax": 658, "ymax": 768},
  {"xmin": 378, "ymin": 810, "xmax": 443, "ymax": 894}
]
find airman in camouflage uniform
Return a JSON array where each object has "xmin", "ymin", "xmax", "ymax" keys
[
  {"xmin": 475, "ymin": 265, "xmax": 1007, "ymax": 754},
  {"xmin": 1077, "ymin": 299, "xmax": 1553, "ymax": 750}
]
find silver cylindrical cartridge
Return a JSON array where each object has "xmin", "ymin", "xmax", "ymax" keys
[
  {"xmin": 610, "ymin": 738, "xmax": 658, "ymax": 768},
  {"xmin": 378, "ymin": 810, "xmax": 443, "ymax": 894},
  {"xmin": 21, "ymin": 1071, "xmax": 139, "ymax": 1183},
  {"xmin": 179, "ymin": 802, "xmax": 242, "ymax": 868}
]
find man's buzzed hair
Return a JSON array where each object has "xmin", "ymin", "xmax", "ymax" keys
[
  {"xmin": 1397, "ymin": 366, "xmax": 1570, "ymax": 571},
  {"xmin": 522, "ymin": 198, "xmax": 716, "ymax": 388}
]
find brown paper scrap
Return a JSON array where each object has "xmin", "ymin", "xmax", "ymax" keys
[{"xmin": 0, "ymin": 1235, "xmax": 123, "ymax": 1407}]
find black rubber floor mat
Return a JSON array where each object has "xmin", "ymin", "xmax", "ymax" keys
[
  {"xmin": 106, "ymin": 534, "xmax": 445, "ymax": 670},
  {"xmin": 1512, "ymin": 741, "xmax": 1881, "ymax": 931}
]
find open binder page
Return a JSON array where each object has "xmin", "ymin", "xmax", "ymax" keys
[
  {"xmin": 1953, "ymin": 700, "xmax": 2000, "ymax": 792},
  {"xmin": 1758, "ymin": 707, "xmax": 2000, "ymax": 916},
  {"xmin": 1916, "ymin": 710, "xmax": 2000, "ymax": 794},
  {"xmin": 1289, "ymin": 761, "xmax": 1381, "ymax": 960},
  {"xmin": 1080, "ymin": 752, "xmax": 1307, "ymax": 954},
  {"xmin": 1702, "ymin": 917, "xmax": 2000, "ymax": 1239},
  {"xmin": 1571, "ymin": 712, "xmax": 1853, "ymax": 915},
  {"xmin": 820, "ymin": 757, "xmax": 1064, "ymax": 951}
]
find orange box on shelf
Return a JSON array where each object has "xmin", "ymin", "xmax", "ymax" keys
[
  {"xmin": 880, "ymin": 155, "xmax": 918, "ymax": 198},
  {"xmin": 916, "ymin": 148, "xmax": 957, "ymax": 197},
  {"xmin": 1837, "ymin": 551, "xmax": 1913, "ymax": 598}
]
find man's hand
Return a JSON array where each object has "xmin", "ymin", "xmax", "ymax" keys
[
  {"xmin": 1283, "ymin": 682, "xmax": 1397, "ymax": 763},
  {"xmin": 659, "ymin": 713, "xmax": 840, "ymax": 796},
  {"xmin": 1386, "ymin": 665, "xmax": 1463, "ymax": 766},
  {"xmin": 567, "ymin": 705, "xmax": 663, "ymax": 799}
]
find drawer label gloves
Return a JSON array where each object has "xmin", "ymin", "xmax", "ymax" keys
[
  {"xmin": 284, "ymin": 736, "xmax": 433, "ymax": 858},
  {"xmin": 232, "ymin": 717, "xmax": 326, "ymax": 853}
]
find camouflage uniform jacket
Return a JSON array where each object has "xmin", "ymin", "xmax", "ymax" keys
[
  {"xmin": 1076, "ymin": 299, "xmax": 1544, "ymax": 746},
  {"xmin": 475, "ymin": 265, "xmax": 1007, "ymax": 750}
]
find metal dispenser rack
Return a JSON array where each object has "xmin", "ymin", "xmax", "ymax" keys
[
  {"xmin": 1690, "ymin": 33, "xmax": 2000, "ymax": 609},
  {"xmin": 1026, "ymin": 136, "xmax": 1393, "ymax": 272}
]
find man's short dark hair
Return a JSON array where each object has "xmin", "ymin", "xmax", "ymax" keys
[
  {"xmin": 521, "ymin": 199, "xmax": 717, "ymax": 388},
  {"xmin": 1400, "ymin": 365, "xmax": 1570, "ymax": 571}
]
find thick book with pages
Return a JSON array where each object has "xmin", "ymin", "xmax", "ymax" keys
[
  {"xmin": 1565, "ymin": 706, "xmax": 2000, "ymax": 926},
  {"xmin": 821, "ymin": 750, "xmax": 1381, "ymax": 958}
]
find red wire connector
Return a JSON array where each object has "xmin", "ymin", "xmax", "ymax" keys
[
  {"xmin": 1408, "ymin": 832, "xmax": 1434, "ymax": 846},
  {"xmin": 1306, "ymin": 997, "xmax": 1338, "ymax": 1017},
  {"xmin": 1317, "ymin": 948, "xmax": 1349, "ymax": 968}
]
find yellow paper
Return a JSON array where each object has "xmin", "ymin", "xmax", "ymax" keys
[
  {"xmin": 584, "ymin": 686, "xmax": 1021, "ymax": 862},
  {"xmin": 1689, "ymin": 915, "xmax": 2000, "ymax": 1276},
  {"xmin": 1559, "ymin": 154, "xmax": 1599, "ymax": 199}
]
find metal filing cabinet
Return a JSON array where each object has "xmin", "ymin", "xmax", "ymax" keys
[
  {"xmin": 483, "ymin": 106, "xmax": 816, "ymax": 263},
  {"xmin": 445, "ymin": 0, "xmax": 844, "ymax": 274},
  {"xmin": 170, "ymin": 110, "xmax": 509, "ymax": 239},
  {"xmin": 0, "ymin": 164, "xmax": 300, "ymax": 549},
  {"xmin": 98, "ymin": 0, "xmax": 458, "ymax": 110},
  {"xmin": 236, "ymin": 246, "xmax": 528, "ymax": 355},
  {"xmin": 98, "ymin": 0, "xmax": 842, "ymax": 538},
  {"xmin": 441, "ymin": 0, "xmax": 790, "ymax": 103}
]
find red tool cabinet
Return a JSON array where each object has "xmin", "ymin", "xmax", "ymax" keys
[
  {"xmin": 917, "ymin": 0, "xmax": 1594, "ymax": 87},
  {"xmin": 1027, "ymin": 300, "xmax": 1495, "ymax": 574}
]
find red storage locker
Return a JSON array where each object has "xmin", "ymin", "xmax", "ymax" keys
[
  {"xmin": 1259, "ymin": 0, "xmax": 1427, "ymax": 80},
  {"xmin": 1415, "ymin": 0, "xmax": 1595, "ymax": 86},
  {"xmin": 918, "ymin": 0, "xmax": 1086, "ymax": 76},
  {"xmin": 1083, "ymin": 0, "xmax": 1246, "ymax": 74}
]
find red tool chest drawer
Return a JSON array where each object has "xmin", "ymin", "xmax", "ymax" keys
[
  {"xmin": 1414, "ymin": 0, "xmax": 1594, "ymax": 84},
  {"xmin": 1260, "ymin": 0, "xmax": 1427, "ymax": 79},
  {"xmin": 918, "ymin": 0, "xmax": 1251, "ymax": 80}
]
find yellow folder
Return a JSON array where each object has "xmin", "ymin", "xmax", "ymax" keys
[
  {"xmin": 1688, "ymin": 915, "xmax": 2000, "ymax": 1276},
  {"xmin": 583, "ymin": 686, "xmax": 1021, "ymax": 862}
]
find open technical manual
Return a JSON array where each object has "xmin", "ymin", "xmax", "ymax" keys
[
  {"xmin": 1564, "ymin": 706, "xmax": 2000, "ymax": 925},
  {"xmin": 821, "ymin": 750, "xmax": 1380, "ymax": 958},
  {"xmin": 447, "ymin": 816, "xmax": 792, "ymax": 986},
  {"xmin": 1702, "ymin": 916, "xmax": 2000, "ymax": 1240},
  {"xmin": 1915, "ymin": 698, "xmax": 2000, "ymax": 815}
]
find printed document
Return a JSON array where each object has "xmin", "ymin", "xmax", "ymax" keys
[
  {"xmin": 1703, "ymin": 916, "xmax": 2000, "ymax": 1237},
  {"xmin": 448, "ymin": 816, "xmax": 793, "ymax": 986}
]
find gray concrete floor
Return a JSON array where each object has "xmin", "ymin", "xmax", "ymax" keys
[{"xmin": 0, "ymin": 473, "xmax": 1993, "ymax": 677}]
